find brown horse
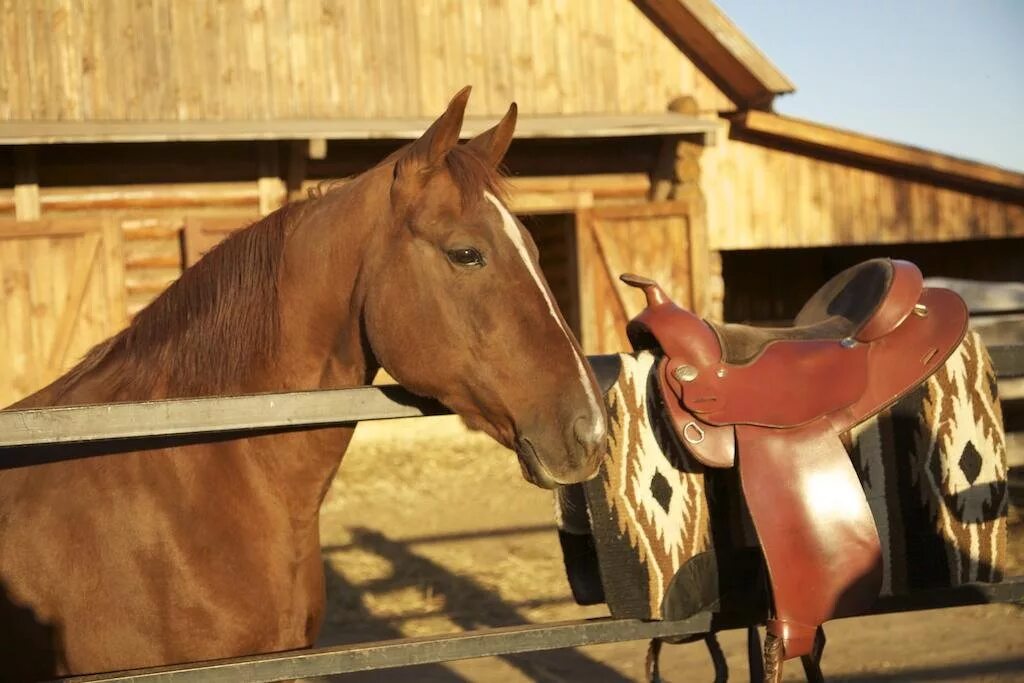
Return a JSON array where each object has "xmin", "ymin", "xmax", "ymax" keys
[{"xmin": 0, "ymin": 87, "xmax": 607, "ymax": 679}]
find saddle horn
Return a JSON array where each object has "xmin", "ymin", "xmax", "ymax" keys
[{"xmin": 620, "ymin": 273, "xmax": 670, "ymax": 307}]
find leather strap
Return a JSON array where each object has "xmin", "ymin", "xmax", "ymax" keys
[{"xmin": 738, "ymin": 419, "xmax": 883, "ymax": 659}]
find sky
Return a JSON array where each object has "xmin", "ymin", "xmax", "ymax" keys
[{"xmin": 714, "ymin": 1, "xmax": 1024, "ymax": 172}]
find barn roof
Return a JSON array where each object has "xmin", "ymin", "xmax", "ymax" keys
[
  {"xmin": 634, "ymin": 0, "xmax": 795, "ymax": 109},
  {"xmin": 730, "ymin": 111, "xmax": 1024, "ymax": 198}
]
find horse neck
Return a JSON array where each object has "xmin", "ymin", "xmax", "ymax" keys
[
  {"xmin": 274, "ymin": 181, "xmax": 387, "ymax": 393},
  {"xmin": 247, "ymin": 182, "xmax": 388, "ymax": 521}
]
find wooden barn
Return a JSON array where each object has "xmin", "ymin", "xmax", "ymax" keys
[{"xmin": 2, "ymin": 0, "xmax": 1022, "ymax": 407}]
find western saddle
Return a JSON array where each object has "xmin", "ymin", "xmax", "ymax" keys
[{"xmin": 620, "ymin": 258, "xmax": 969, "ymax": 678}]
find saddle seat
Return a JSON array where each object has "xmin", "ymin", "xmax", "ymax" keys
[
  {"xmin": 712, "ymin": 258, "xmax": 923, "ymax": 362},
  {"xmin": 620, "ymin": 258, "xmax": 969, "ymax": 674}
]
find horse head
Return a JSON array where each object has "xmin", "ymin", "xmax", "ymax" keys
[{"xmin": 361, "ymin": 87, "xmax": 607, "ymax": 488}]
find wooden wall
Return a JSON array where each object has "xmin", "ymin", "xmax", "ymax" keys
[
  {"xmin": 702, "ymin": 132, "xmax": 1024, "ymax": 250},
  {"xmin": 0, "ymin": 0, "xmax": 733, "ymax": 122}
]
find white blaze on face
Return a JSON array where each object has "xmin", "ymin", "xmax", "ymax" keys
[{"xmin": 484, "ymin": 191, "xmax": 604, "ymax": 436}]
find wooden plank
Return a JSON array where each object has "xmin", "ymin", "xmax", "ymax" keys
[
  {"xmin": 150, "ymin": 0, "xmax": 177, "ymax": 120},
  {"xmin": 129, "ymin": 0, "xmax": 156, "ymax": 120},
  {"xmin": 80, "ymin": 0, "xmax": 105, "ymax": 119},
  {"xmin": 27, "ymin": 0, "xmax": 50, "ymax": 118},
  {"xmin": 529, "ymin": 0, "xmax": 558, "ymax": 113},
  {"xmin": 509, "ymin": 174, "xmax": 651, "ymax": 198},
  {"xmin": 37, "ymin": 183, "xmax": 261, "ymax": 211},
  {"xmin": 315, "ymin": 0, "xmax": 340, "ymax": 117},
  {"xmin": 46, "ymin": 231, "xmax": 100, "ymax": 372},
  {"xmin": 508, "ymin": 191, "xmax": 593, "ymax": 215},
  {"xmin": 0, "ymin": 113, "xmax": 717, "ymax": 144},
  {"xmin": 507, "ymin": 0, "xmax": 534, "ymax": 115},
  {"xmin": 8, "ymin": 230, "xmax": 37, "ymax": 398},
  {"xmin": 52, "ymin": 0, "xmax": 80, "ymax": 119},
  {"xmin": 733, "ymin": 110, "xmax": 1024, "ymax": 196},
  {"xmin": 575, "ymin": 200, "xmax": 690, "ymax": 221},
  {"xmin": 14, "ymin": 147, "xmax": 40, "ymax": 221},
  {"xmin": 257, "ymin": 143, "xmax": 284, "ymax": 216},
  {"xmin": 0, "ymin": 0, "xmax": 17, "ymax": 118},
  {"xmin": 241, "ymin": 0, "xmax": 270, "ymax": 119},
  {"xmin": 101, "ymin": 217, "xmax": 128, "ymax": 331},
  {"xmin": 285, "ymin": 0, "xmax": 310, "ymax": 117}
]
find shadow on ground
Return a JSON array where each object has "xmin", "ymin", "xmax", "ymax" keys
[{"xmin": 317, "ymin": 526, "xmax": 630, "ymax": 682}]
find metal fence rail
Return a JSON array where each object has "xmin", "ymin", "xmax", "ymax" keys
[
  {"xmin": 0, "ymin": 384, "xmax": 448, "ymax": 450},
  {"xmin": 67, "ymin": 579, "xmax": 1024, "ymax": 682},
  {"xmin": 4, "ymin": 345, "xmax": 1022, "ymax": 453}
]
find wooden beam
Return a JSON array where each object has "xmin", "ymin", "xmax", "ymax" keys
[
  {"xmin": 731, "ymin": 110, "xmax": 1024, "ymax": 197},
  {"xmin": 508, "ymin": 174, "xmax": 652, "ymax": 198},
  {"xmin": 0, "ymin": 113, "xmax": 717, "ymax": 145},
  {"xmin": 257, "ymin": 143, "xmax": 285, "ymax": 216},
  {"xmin": 632, "ymin": 0, "xmax": 795, "ymax": 109},
  {"xmin": 14, "ymin": 147, "xmax": 40, "ymax": 220},
  {"xmin": 307, "ymin": 138, "xmax": 328, "ymax": 160},
  {"xmin": 507, "ymin": 191, "xmax": 593, "ymax": 215},
  {"xmin": 47, "ymin": 232, "xmax": 101, "ymax": 373},
  {"xmin": 286, "ymin": 140, "xmax": 310, "ymax": 201},
  {"xmin": 0, "ymin": 182, "xmax": 262, "ymax": 212}
]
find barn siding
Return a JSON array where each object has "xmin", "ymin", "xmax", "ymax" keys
[
  {"xmin": 702, "ymin": 132, "xmax": 1024, "ymax": 250},
  {"xmin": 1, "ymin": 0, "xmax": 733, "ymax": 122}
]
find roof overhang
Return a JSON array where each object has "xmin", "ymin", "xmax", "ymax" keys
[
  {"xmin": 730, "ymin": 110, "xmax": 1024, "ymax": 199},
  {"xmin": 633, "ymin": 0, "xmax": 795, "ymax": 110},
  {"xmin": 0, "ymin": 114, "xmax": 718, "ymax": 147}
]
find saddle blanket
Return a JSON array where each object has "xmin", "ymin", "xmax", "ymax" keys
[{"xmin": 556, "ymin": 331, "xmax": 1008, "ymax": 620}]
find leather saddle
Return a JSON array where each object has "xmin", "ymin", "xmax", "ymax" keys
[{"xmin": 620, "ymin": 258, "xmax": 969, "ymax": 670}]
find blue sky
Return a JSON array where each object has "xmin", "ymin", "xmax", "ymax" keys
[{"xmin": 714, "ymin": 1, "xmax": 1024, "ymax": 172}]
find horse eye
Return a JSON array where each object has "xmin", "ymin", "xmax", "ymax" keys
[{"xmin": 446, "ymin": 247, "xmax": 485, "ymax": 268}]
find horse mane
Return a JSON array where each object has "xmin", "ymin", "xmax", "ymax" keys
[
  {"xmin": 49, "ymin": 144, "xmax": 504, "ymax": 401},
  {"xmin": 52, "ymin": 204, "xmax": 298, "ymax": 400},
  {"xmin": 439, "ymin": 144, "xmax": 508, "ymax": 205}
]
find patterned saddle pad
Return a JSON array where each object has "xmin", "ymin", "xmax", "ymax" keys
[{"xmin": 556, "ymin": 331, "xmax": 1009, "ymax": 621}]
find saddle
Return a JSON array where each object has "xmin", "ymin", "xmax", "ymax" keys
[{"xmin": 620, "ymin": 258, "xmax": 969, "ymax": 672}]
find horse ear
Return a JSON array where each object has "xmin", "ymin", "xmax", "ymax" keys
[
  {"xmin": 466, "ymin": 102, "xmax": 517, "ymax": 168},
  {"xmin": 406, "ymin": 85, "xmax": 471, "ymax": 167},
  {"xmin": 428, "ymin": 86, "xmax": 471, "ymax": 163},
  {"xmin": 393, "ymin": 86, "xmax": 471, "ymax": 199}
]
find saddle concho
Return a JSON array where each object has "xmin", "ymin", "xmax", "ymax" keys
[{"xmin": 556, "ymin": 259, "xmax": 1009, "ymax": 680}]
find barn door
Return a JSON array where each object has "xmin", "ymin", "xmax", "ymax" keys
[
  {"xmin": 576, "ymin": 201, "xmax": 705, "ymax": 354},
  {"xmin": 0, "ymin": 218, "xmax": 127, "ymax": 405}
]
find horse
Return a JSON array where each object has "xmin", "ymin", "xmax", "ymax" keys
[{"xmin": 0, "ymin": 87, "xmax": 608, "ymax": 679}]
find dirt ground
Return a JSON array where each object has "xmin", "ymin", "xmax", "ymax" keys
[{"xmin": 314, "ymin": 418, "xmax": 1024, "ymax": 682}]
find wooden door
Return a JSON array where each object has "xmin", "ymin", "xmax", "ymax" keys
[
  {"xmin": 576, "ymin": 202, "xmax": 705, "ymax": 354},
  {"xmin": 0, "ymin": 218, "xmax": 127, "ymax": 405}
]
